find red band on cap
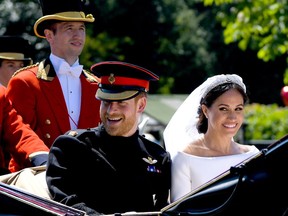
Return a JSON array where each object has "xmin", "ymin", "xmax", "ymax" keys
[{"xmin": 101, "ymin": 76, "xmax": 149, "ymax": 90}]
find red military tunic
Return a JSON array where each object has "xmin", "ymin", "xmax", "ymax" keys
[
  {"xmin": 6, "ymin": 58, "xmax": 101, "ymax": 172},
  {"xmin": 0, "ymin": 86, "xmax": 49, "ymax": 173}
]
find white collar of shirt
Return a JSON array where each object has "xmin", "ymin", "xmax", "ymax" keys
[{"xmin": 50, "ymin": 54, "xmax": 83, "ymax": 78}]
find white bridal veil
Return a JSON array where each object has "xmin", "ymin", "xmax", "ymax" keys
[{"xmin": 163, "ymin": 74, "xmax": 246, "ymax": 159}]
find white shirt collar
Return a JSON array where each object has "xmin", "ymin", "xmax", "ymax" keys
[{"xmin": 49, "ymin": 54, "xmax": 80, "ymax": 75}]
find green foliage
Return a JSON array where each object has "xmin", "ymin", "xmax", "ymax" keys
[
  {"xmin": 244, "ymin": 103, "xmax": 288, "ymax": 140},
  {"xmin": 156, "ymin": 0, "xmax": 216, "ymax": 75},
  {"xmin": 202, "ymin": 0, "xmax": 288, "ymax": 61},
  {"xmin": 157, "ymin": 77, "xmax": 175, "ymax": 94},
  {"xmin": 285, "ymin": 66, "xmax": 288, "ymax": 86},
  {"xmin": 81, "ymin": 32, "xmax": 131, "ymax": 69},
  {"xmin": 200, "ymin": 0, "xmax": 288, "ymax": 85},
  {"xmin": 0, "ymin": 0, "xmax": 40, "ymax": 35}
]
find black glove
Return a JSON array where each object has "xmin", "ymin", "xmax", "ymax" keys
[{"xmin": 30, "ymin": 154, "xmax": 48, "ymax": 167}]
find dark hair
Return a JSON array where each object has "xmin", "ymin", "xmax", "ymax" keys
[
  {"xmin": 42, "ymin": 20, "xmax": 60, "ymax": 35},
  {"xmin": 196, "ymin": 82, "xmax": 248, "ymax": 134}
]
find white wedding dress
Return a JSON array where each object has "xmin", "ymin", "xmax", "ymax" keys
[{"xmin": 170, "ymin": 145, "xmax": 260, "ymax": 202}]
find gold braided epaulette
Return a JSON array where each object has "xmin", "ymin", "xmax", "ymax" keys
[
  {"xmin": 12, "ymin": 62, "xmax": 39, "ymax": 77},
  {"xmin": 83, "ymin": 69, "xmax": 100, "ymax": 83}
]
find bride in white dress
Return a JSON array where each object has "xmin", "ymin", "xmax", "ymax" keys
[{"xmin": 164, "ymin": 74, "xmax": 260, "ymax": 202}]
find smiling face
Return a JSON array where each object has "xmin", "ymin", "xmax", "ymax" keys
[
  {"xmin": 100, "ymin": 93, "xmax": 147, "ymax": 137},
  {"xmin": 202, "ymin": 88, "xmax": 245, "ymax": 139}
]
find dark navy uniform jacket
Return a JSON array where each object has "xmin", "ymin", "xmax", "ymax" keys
[{"xmin": 46, "ymin": 125, "xmax": 171, "ymax": 215}]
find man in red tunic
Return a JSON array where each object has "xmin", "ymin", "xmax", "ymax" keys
[
  {"xmin": 6, "ymin": 0, "xmax": 101, "ymax": 172},
  {"xmin": 0, "ymin": 86, "xmax": 49, "ymax": 174}
]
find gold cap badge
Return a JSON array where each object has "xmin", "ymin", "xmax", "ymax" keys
[{"xmin": 108, "ymin": 73, "xmax": 115, "ymax": 84}]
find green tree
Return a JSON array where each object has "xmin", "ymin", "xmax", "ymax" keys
[
  {"xmin": 86, "ymin": 0, "xmax": 219, "ymax": 93},
  {"xmin": 201, "ymin": 0, "xmax": 288, "ymax": 85},
  {"xmin": 0, "ymin": 0, "xmax": 45, "ymax": 60}
]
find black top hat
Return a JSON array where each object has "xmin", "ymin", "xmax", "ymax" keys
[
  {"xmin": 0, "ymin": 36, "xmax": 32, "ymax": 65},
  {"xmin": 90, "ymin": 61, "xmax": 159, "ymax": 101},
  {"xmin": 34, "ymin": 0, "xmax": 95, "ymax": 38}
]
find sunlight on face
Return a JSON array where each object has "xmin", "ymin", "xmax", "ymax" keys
[
  {"xmin": 100, "ymin": 96, "xmax": 145, "ymax": 137},
  {"xmin": 205, "ymin": 89, "xmax": 245, "ymax": 137},
  {"xmin": 47, "ymin": 21, "xmax": 86, "ymax": 61}
]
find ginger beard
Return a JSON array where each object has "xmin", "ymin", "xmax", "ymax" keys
[{"xmin": 100, "ymin": 97, "xmax": 142, "ymax": 137}]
